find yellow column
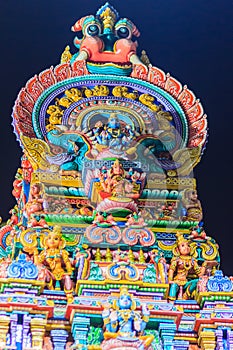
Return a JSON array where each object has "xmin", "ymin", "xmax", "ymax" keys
[
  {"xmin": 199, "ymin": 330, "xmax": 216, "ymax": 350},
  {"xmin": 0, "ymin": 316, "xmax": 10, "ymax": 347},
  {"xmin": 30, "ymin": 318, "xmax": 47, "ymax": 349}
]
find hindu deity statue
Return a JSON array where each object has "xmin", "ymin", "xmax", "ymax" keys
[
  {"xmin": 27, "ymin": 226, "xmax": 74, "ymax": 303},
  {"xmin": 25, "ymin": 183, "xmax": 48, "ymax": 227},
  {"xmin": 101, "ymin": 286, "xmax": 154, "ymax": 350},
  {"xmin": 168, "ymin": 234, "xmax": 205, "ymax": 300},
  {"xmin": 92, "ymin": 113, "xmax": 136, "ymax": 157},
  {"xmin": 182, "ymin": 189, "xmax": 203, "ymax": 222},
  {"xmin": 98, "ymin": 159, "xmax": 139, "ymax": 200},
  {"xmin": 95, "ymin": 159, "xmax": 140, "ymax": 213}
]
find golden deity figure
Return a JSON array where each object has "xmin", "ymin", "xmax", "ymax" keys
[
  {"xmin": 30, "ymin": 226, "xmax": 74, "ymax": 303},
  {"xmin": 182, "ymin": 189, "xmax": 203, "ymax": 222},
  {"xmin": 168, "ymin": 233, "xmax": 205, "ymax": 300}
]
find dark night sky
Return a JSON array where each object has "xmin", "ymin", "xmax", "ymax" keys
[{"xmin": 0, "ymin": 0, "xmax": 232, "ymax": 273}]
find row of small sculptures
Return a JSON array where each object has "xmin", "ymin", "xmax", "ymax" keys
[
  {"xmin": 0, "ymin": 225, "xmax": 215, "ymax": 304},
  {"xmin": 11, "ymin": 177, "xmax": 203, "ymax": 229}
]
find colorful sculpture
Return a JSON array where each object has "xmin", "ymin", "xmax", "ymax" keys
[
  {"xmin": 168, "ymin": 234, "xmax": 205, "ymax": 300},
  {"xmin": 25, "ymin": 226, "xmax": 74, "ymax": 303},
  {"xmin": 0, "ymin": 3, "xmax": 230, "ymax": 349},
  {"xmin": 102, "ymin": 286, "xmax": 154, "ymax": 349}
]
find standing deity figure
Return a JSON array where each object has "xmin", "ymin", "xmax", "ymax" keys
[
  {"xmin": 182, "ymin": 189, "xmax": 203, "ymax": 222},
  {"xmin": 168, "ymin": 234, "xmax": 205, "ymax": 300},
  {"xmin": 29, "ymin": 226, "xmax": 74, "ymax": 303},
  {"xmin": 101, "ymin": 286, "xmax": 154, "ymax": 350}
]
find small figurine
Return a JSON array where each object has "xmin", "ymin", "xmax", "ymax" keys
[
  {"xmin": 93, "ymin": 211, "xmax": 117, "ymax": 227},
  {"xmin": 101, "ymin": 286, "xmax": 154, "ymax": 349},
  {"xmin": 27, "ymin": 226, "xmax": 74, "ymax": 303},
  {"xmin": 157, "ymin": 201, "xmax": 176, "ymax": 221},
  {"xmin": 98, "ymin": 159, "xmax": 140, "ymax": 201},
  {"xmin": 126, "ymin": 212, "xmax": 147, "ymax": 227},
  {"xmin": 189, "ymin": 222, "xmax": 209, "ymax": 240},
  {"xmin": 168, "ymin": 234, "xmax": 205, "ymax": 300},
  {"xmin": 25, "ymin": 183, "xmax": 48, "ymax": 227},
  {"xmin": 182, "ymin": 189, "xmax": 203, "ymax": 222},
  {"xmin": 25, "ymin": 183, "xmax": 44, "ymax": 217}
]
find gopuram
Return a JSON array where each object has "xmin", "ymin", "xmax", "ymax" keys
[{"xmin": 0, "ymin": 3, "xmax": 232, "ymax": 349}]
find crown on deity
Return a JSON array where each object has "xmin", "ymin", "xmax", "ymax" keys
[
  {"xmin": 176, "ymin": 233, "xmax": 188, "ymax": 245},
  {"xmin": 119, "ymin": 285, "xmax": 130, "ymax": 296},
  {"xmin": 52, "ymin": 225, "xmax": 63, "ymax": 238}
]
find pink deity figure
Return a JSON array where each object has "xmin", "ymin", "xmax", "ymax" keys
[
  {"xmin": 0, "ymin": 257, "xmax": 12, "ymax": 278},
  {"xmin": 25, "ymin": 183, "xmax": 48, "ymax": 227},
  {"xmin": 7, "ymin": 207, "xmax": 19, "ymax": 226},
  {"xmin": 27, "ymin": 226, "xmax": 74, "ymax": 303},
  {"xmin": 98, "ymin": 159, "xmax": 139, "ymax": 201},
  {"xmin": 93, "ymin": 212, "xmax": 117, "ymax": 226},
  {"xmin": 182, "ymin": 189, "xmax": 203, "ymax": 222},
  {"xmin": 21, "ymin": 154, "xmax": 33, "ymax": 183},
  {"xmin": 12, "ymin": 168, "xmax": 23, "ymax": 202}
]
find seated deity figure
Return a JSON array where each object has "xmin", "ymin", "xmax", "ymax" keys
[
  {"xmin": 96, "ymin": 159, "xmax": 140, "ymax": 213},
  {"xmin": 182, "ymin": 189, "xmax": 203, "ymax": 222},
  {"xmin": 94, "ymin": 113, "xmax": 135, "ymax": 151},
  {"xmin": 25, "ymin": 183, "xmax": 48, "ymax": 228},
  {"xmin": 98, "ymin": 159, "xmax": 139, "ymax": 200},
  {"xmin": 168, "ymin": 234, "xmax": 205, "ymax": 300},
  {"xmin": 27, "ymin": 226, "xmax": 74, "ymax": 303},
  {"xmin": 101, "ymin": 286, "xmax": 154, "ymax": 350},
  {"xmin": 25, "ymin": 183, "xmax": 44, "ymax": 217}
]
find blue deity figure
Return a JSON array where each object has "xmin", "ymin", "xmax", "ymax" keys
[
  {"xmin": 102, "ymin": 286, "xmax": 154, "ymax": 349},
  {"xmin": 93, "ymin": 113, "xmax": 135, "ymax": 152}
]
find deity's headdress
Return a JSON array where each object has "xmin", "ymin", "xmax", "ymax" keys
[
  {"xmin": 113, "ymin": 286, "xmax": 136, "ymax": 310},
  {"xmin": 172, "ymin": 233, "xmax": 194, "ymax": 257}
]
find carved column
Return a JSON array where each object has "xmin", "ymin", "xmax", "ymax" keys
[
  {"xmin": 198, "ymin": 330, "xmax": 216, "ymax": 350},
  {"xmin": 30, "ymin": 317, "xmax": 47, "ymax": 349},
  {"xmin": 51, "ymin": 329, "xmax": 69, "ymax": 350},
  {"xmin": 23, "ymin": 314, "xmax": 31, "ymax": 349},
  {"xmin": 10, "ymin": 313, "xmax": 18, "ymax": 348},
  {"xmin": 71, "ymin": 315, "xmax": 90, "ymax": 349},
  {"xmin": 227, "ymin": 329, "xmax": 233, "ymax": 349},
  {"xmin": 215, "ymin": 329, "xmax": 224, "ymax": 350},
  {"xmin": 0, "ymin": 312, "xmax": 10, "ymax": 348},
  {"xmin": 158, "ymin": 322, "xmax": 176, "ymax": 350}
]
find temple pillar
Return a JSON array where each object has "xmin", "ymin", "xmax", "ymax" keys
[
  {"xmin": 51, "ymin": 329, "xmax": 69, "ymax": 350},
  {"xmin": 227, "ymin": 329, "xmax": 233, "ymax": 349},
  {"xmin": 0, "ymin": 312, "xmax": 10, "ymax": 348},
  {"xmin": 30, "ymin": 317, "xmax": 47, "ymax": 349},
  {"xmin": 198, "ymin": 330, "xmax": 216, "ymax": 350},
  {"xmin": 215, "ymin": 329, "xmax": 224, "ymax": 350},
  {"xmin": 158, "ymin": 322, "xmax": 176, "ymax": 350},
  {"xmin": 23, "ymin": 314, "xmax": 31, "ymax": 349},
  {"xmin": 71, "ymin": 315, "xmax": 90, "ymax": 349},
  {"xmin": 10, "ymin": 313, "xmax": 18, "ymax": 348}
]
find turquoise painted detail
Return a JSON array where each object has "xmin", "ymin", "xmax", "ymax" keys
[{"xmin": 86, "ymin": 62, "xmax": 132, "ymax": 76}]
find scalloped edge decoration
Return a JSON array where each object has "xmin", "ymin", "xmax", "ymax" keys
[{"xmin": 12, "ymin": 60, "xmax": 208, "ymax": 155}]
